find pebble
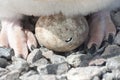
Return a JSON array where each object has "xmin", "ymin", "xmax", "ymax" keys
[
  {"xmin": 101, "ymin": 45, "xmax": 120, "ymax": 58},
  {"xmin": 41, "ymin": 49, "xmax": 66, "ymax": 64},
  {"xmin": 42, "ymin": 50, "xmax": 54, "ymax": 59},
  {"xmin": 114, "ymin": 31, "xmax": 120, "ymax": 45},
  {"xmin": 66, "ymin": 53, "xmax": 89, "ymax": 67},
  {"xmin": 102, "ymin": 70, "xmax": 120, "ymax": 80},
  {"xmin": 92, "ymin": 76, "xmax": 100, "ymax": 80},
  {"xmin": 30, "ymin": 58, "xmax": 49, "ymax": 67},
  {"xmin": 89, "ymin": 58, "xmax": 106, "ymax": 66},
  {"xmin": 50, "ymin": 54, "xmax": 66, "ymax": 64},
  {"xmin": 0, "ymin": 70, "xmax": 20, "ymax": 80},
  {"xmin": 67, "ymin": 66, "xmax": 107, "ymax": 80},
  {"xmin": 102, "ymin": 73, "xmax": 113, "ymax": 80},
  {"xmin": 0, "ymin": 68, "xmax": 8, "ymax": 77},
  {"xmin": 20, "ymin": 70, "xmax": 41, "ymax": 80},
  {"xmin": 21, "ymin": 74, "xmax": 42, "ymax": 80},
  {"xmin": 27, "ymin": 49, "xmax": 43, "ymax": 64},
  {"xmin": 0, "ymin": 58, "xmax": 9, "ymax": 68},
  {"xmin": 7, "ymin": 57, "xmax": 29, "ymax": 72},
  {"xmin": 111, "ymin": 10, "xmax": 120, "ymax": 27},
  {"xmin": 41, "ymin": 75, "xmax": 57, "ymax": 80},
  {"xmin": 0, "ymin": 47, "xmax": 14, "ymax": 59},
  {"xmin": 106, "ymin": 56, "xmax": 120, "ymax": 70},
  {"xmin": 37, "ymin": 62, "xmax": 70, "ymax": 75}
]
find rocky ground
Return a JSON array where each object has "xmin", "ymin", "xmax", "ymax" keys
[{"xmin": 0, "ymin": 10, "xmax": 120, "ymax": 80}]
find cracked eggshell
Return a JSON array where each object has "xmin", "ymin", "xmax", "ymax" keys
[{"xmin": 35, "ymin": 14, "xmax": 89, "ymax": 52}]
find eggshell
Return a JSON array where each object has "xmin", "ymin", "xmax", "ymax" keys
[{"xmin": 35, "ymin": 14, "xmax": 89, "ymax": 52}]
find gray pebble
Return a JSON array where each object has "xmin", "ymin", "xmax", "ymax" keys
[
  {"xmin": 92, "ymin": 76, "xmax": 100, "ymax": 80},
  {"xmin": 114, "ymin": 31, "xmax": 120, "ymax": 45},
  {"xmin": 0, "ymin": 47, "xmax": 14, "ymax": 59},
  {"xmin": 0, "ymin": 70, "xmax": 20, "ymax": 80},
  {"xmin": 0, "ymin": 58, "xmax": 9, "ymax": 68},
  {"xmin": 42, "ymin": 50, "xmax": 54, "ymax": 59},
  {"xmin": 56, "ymin": 75, "xmax": 67, "ymax": 80},
  {"xmin": 41, "ymin": 75, "xmax": 57, "ymax": 80},
  {"xmin": 66, "ymin": 53, "xmax": 89, "ymax": 67},
  {"xmin": 111, "ymin": 11, "xmax": 120, "ymax": 27},
  {"xmin": 67, "ymin": 66, "xmax": 107, "ymax": 80},
  {"xmin": 0, "ymin": 68, "xmax": 9, "ymax": 77},
  {"xmin": 101, "ymin": 45, "xmax": 120, "ymax": 59},
  {"xmin": 21, "ymin": 74, "xmax": 43, "ymax": 80},
  {"xmin": 102, "ymin": 73, "xmax": 113, "ymax": 80},
  {"xmin": 37, "ymin": 62, "xmax": 70, "ymax": 75},
  {"xmin": 42, "ymin": 50, "xmax": 66, "ymax": 64},
  {"xmin": 102, "ymin": 70, "xmax": 120, "ymax": 80},
  {"xmin": 106, "ymin": 56, "xmax": 120, "ymax": 70},
  {"xmin": 27, "ymin": 49, "xmax": 43, "ymax": 64},
  {"xmin": 50, "ymin": 54, "xmax": 66, "ymax": 64},
  {"xmin": 89, "ymin": 58, "xmax": 106, "ymax": 66},
  {"xmin": 20, "ymin": 70, "xmax": 39, "ymax": 80},
  {"xmin": 7, "ymin": 57, "xmax": 29, "ymax": 72},
  {"xmin": 30, "ymin": 58, "xmax": 49, "ymax": 67}
]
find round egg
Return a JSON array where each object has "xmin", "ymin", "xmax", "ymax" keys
[{"xmin": 35, "ymin": 14, "xmax": 89, "ymax": 52}]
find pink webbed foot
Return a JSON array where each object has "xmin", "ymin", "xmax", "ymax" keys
[
  {"xmin": 87, "ymin": 11, "xmax": 116, "ymax": 53},
  {"xmin": 0, "ymin": 17, "xmax": 37, "ymax": 59}
]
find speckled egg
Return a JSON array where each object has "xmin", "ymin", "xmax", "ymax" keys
[{"xmin": 35, "ymin": 14, "xmax": 89, "ymax": 52}]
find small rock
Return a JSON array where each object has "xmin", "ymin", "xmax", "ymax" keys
[
  {"xmin": 50, "ymin": 54, "xmax": 66, "ymax": 64},
  {"xmin": 106, "ymin": 56, "xmax": 120, "ymax": 70},
  {"xmin": 112, "ymin": 70, "xmax": 120, "ymax": 79},
  {"xmin": 27, "ymin": 49, "xmax": 43, "ymax": 63},
  {"xmin": 102, "ymin": 70, "xmax": 120, "ymax": 80},
  {"xmin": 0, "ymin": 47, "xmax": 14, "ymax": 59},
  {"xmin": 42, "ymin": 49, "xmax": 66, "ymax": 64},
  {"xmin": 0, "ymin": 58, "xmax": 9, "ymax": 68},
  {"xmin": 20, "ymin": 70, "xmax": 39, "ymax": 80},
  {"xmin": 37, "ymin": 62, "xmax": 70, "ymax": 75},
  {"xmin": 56, "ymin": 75, "xmax": 67, "ymax": 80},
  {"xmin": 0, "ymin": 70, "xmax": 20, "ymax": 80},
  {"xmin": 42, "ymin": 50, "xmax": 54, "ymax": 59},
  {"xmin": 111, "ymin": 10, "xmax": 120, "ymax": 27},
  {"xmin": 67, "ymin": 66, "xmax": 107, "ymax": 80},
  {"xmin": 41, "ymin": 75, "xmax": 57, "ymax": 80},
  {"xmin": 89, "ymin": 58, "xmax": 106, "ymax": 66},
  {"xmin": 102, "ymin": 73, "xmax": 114, "ymax": 80},
  {"xmin": 30, "ymin": 58, "xmax": 49, "ymax": 67},
  {"xmin": 101, "ymin": 45, "xmax": 120, "ymax": 59},
  {"xmin": 56, "ymin": 62, "xmax": 70, "ymax": 75},
  {"xmin": 92, "ymin": 76, "xmax": 100, "ymax": 80},
  {"xmin": 7, "ymin": 57, "xmax": 29, "ymax": 72},
  {"xmin": 21, "ymin": 74, "xmax": 42, "ymax": 80},
  {"xmin": 114, "ymin": 31, "xmax": 120, "ymax": 45},
  {"xmin": 66, "ymin": 53, "xmax": 89, "ymax": 67},
  {"xmin": 0, "ymin": 68, "xmax": 9, "ymax": 77}
]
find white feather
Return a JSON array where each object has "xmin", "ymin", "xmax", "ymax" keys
[{"xmin": 0, "ymin": 0, "xmax": 120, "ymax": 19}]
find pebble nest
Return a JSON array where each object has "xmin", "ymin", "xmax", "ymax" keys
[{"xmin": 0, "ymin": 10, "xmax": 120, "ymax": 80}]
